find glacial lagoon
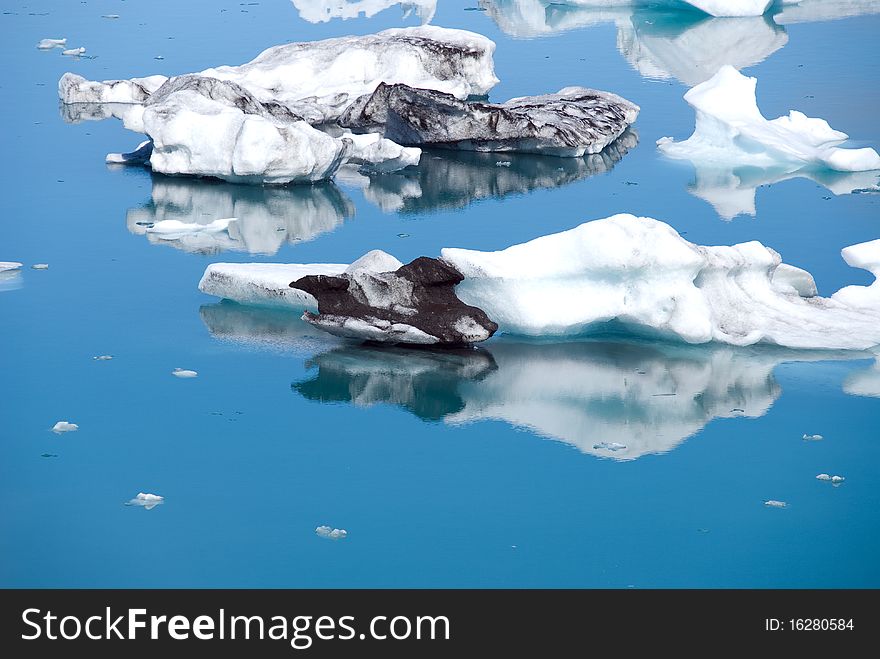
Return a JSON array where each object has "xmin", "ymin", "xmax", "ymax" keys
[{"xmin": 1, "ymin": 1, "xmax": 878, "ymax": 587}]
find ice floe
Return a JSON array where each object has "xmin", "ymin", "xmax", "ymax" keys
[
  {"xmin": 764, "ymin": 499, "xmax": 787, "ymax": 508},
  {"xmin": 684, "ymin": 1, "xmax": 773, "ymax": 17},
  {"xmin": 292, "ymin": 0, "xmax": 437, "ymax": 23},
  {"xmin": 62, "ymin": 47, "xmax": 86, "ymax": 57},
  {"xmin": 339, "ymin": 83, "xmax": 638, "ymax": 156},
  {"xmin": 443, "ymin": 214, "xmax": 880, "ymax": 350},
  {"xmin": 291, "ymin": 339, "xmax": 864, "ymax": 459},
  {"xmin": 37, "ymin": 38, "xmax": 66, "ymax": 50},
  {"xmin": 315, "ymin": 525, "xmax": 347, "ymax": 539},
  {"xmin": 816, "ymin": 474, "xmax": 845, "ymax": 483},
  {"xmin": 172, "ymin": 368, "xmax": 198, "ymax": 378},
  {"xmin": 126, "ymin": 493, "xmax": 164, "ymax": 510},
  {"xmin": 658, "ymin": 66, "xmax": 880, "ymax": 186},
  {"xmin": 51, "ymin": 421, "xmax": 78, "ymax": 433},
  {"xmin": 802, "ymin": 433, "xmax": 823, "ymax": 441},
  {"xmin": 201, "ymin": 214, "xmax": 880, "ymax": 350},
  {"xmin": 127, "ymin": 176, "xmax": 354, "ymax": 255},
  {"xmin": 31, "ymin": 264, "xmax": 49, "ymax": 270},
  {"xmin": 93, "ymin": 355, "xmax": 114, "ymax": 361},
  {"xmin": 146, "ymin": 218, "xmax": 237, "ymax": 243}
]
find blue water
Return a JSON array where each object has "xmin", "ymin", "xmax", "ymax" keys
[{"xmin": 0, "ymin": 0, "xmax": 878, "ymax": 588}]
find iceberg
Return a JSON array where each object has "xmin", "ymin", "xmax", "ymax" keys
[
  {"xmin": 146, "ymin": 218, "xmax": 237, "ymax": 241},
  {"xmin": 315, "ymin": 525, "xmax": 347, "ymax": 539},
  {"xmin": 291, "ymin": 339, "xmax": 865, "ymax": 460},
  {"xmin": 291, "ymin": 0, "xmax": 437, "ymax": 23},
  {"xmin": 126, "ymin": 493, "xmax": 164, "ymax": 510},
  {"xmin": 51, "ymin": 421, "xmax": 78, "ymax": 433},
  {"xmin": 0, "ymin": 262, "xmax": 22, "ymax": 272},
  {"xmin": 201, "ymin": 214, "xmax": 880, "ymax": 350},
  {"xmin": 59, "ymin": 26, "xmax": 498, "ymax": 123},
  {"xmin": 764, "ymin": 499, "xmax": 787, "ymax": 508},
  {"xmin": 172, "ymin": 368, "xmax": 198, "ymax": 378},
  {"xmin": 443, "ymin": 214, "xmax": 880, "ymax": 350},
  {"xmin": 37, "ymin": 38, "xmax": 66, "ymax": 50},
  {"xmin": 127, "ymin": 176, "xmax": 355, "ymax": 255},
  {"xmin": 773, "ymin": 0, "xmax": 880, "ymax": 24},
  {"xmin": 339, "ymin": 83, "xmax": 639, "ymax": 156},
  {"xmin": 683, "ymin": 1, "xmax": 773, "ymax": 17},
  {"xmin": 658, "ymin": 66, "xmax": 880, "ymax": 174}
]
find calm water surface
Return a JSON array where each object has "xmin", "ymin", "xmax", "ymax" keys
[{"xmin": 0, "ymin": 0, "xmax": 878, "ymax": 587}]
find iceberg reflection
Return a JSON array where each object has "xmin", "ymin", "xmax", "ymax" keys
[
  {"xmin": 291, "ymin": 0, "xmax": 436, "ymax": 24},
  {"xmin": 337, "ymin": 130, "xmax": 637, "ymax": 214},
  {"xmin": 291, "ymin": 338, "xmax": 865, "ymax": 460},
  {"xmin": 127, "ymin": 175, "xmax": 355, "ymax": 255}
]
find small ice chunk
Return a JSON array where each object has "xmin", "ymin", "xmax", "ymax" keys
[
  {"xmin": 816, "ymin": 473, "xmax": 832, "ymax": 481},
  {"xmin": 106, "ymin": 139, "xmax": 152, "ymax": 165},
  {"xmin": 496, "ymin": 161, "xmax": 511, "ymax": 167},
  {"xmin": 37, "ymin": 38, "xmax": 66, "ymax": 50},
  {"xmin": 147, "ymin": 218, "xmax": 236, "ymax": 239},
  {"xmin": 51, "ymin": 421, "xmax": 78, "ymax": 433},
  {"xmin": 102, "ymin": 14, "xmax": 120, "ymax": 19},
  {"xmin": 172, "ymin": 368, "xmax": 198, "ymax": 378},
  {"xmin": 764, "ymin": 500, "xmax": 787, "ymax": 508},
  {"xmin": 32, "ymin": 263, "xmax": 49, "ymax": 270},
  {"xmin": 93, "ymin": 355, "xmax": 113, "ymax": 361},
  {"xmin": 62, "ymin": 47, "xmax": 86, "ymax": 57},
  {"xmin": 0, "ymin": 262, "xmax": 22, "ymax": 272},
  {"xmin": 831, "ymin": 475, "xmax": 845, "ymax": 484},
  {"xmin": 802, "ymin": 433, "xmax": 824, "ymax": 441},
  {"xmin": 593, "ymin": 442, "xmax": 627, "ymax": 451},
  {"xmin": 126, "ymin": 492, "xmax": 164, "ymax": 509},
  {"xmin": 316, "ymin": 525, "xmax": 347, "ymax": 539},
  {"xmin": 344, "ymin": 249, "xmax": 404, "ymax": 274}
]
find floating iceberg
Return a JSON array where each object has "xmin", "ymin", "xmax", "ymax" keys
[
  {"xmin": 443, "ymin": 214, "xmax": 880, "ymax": 350},
  {"xmin": 773, "ymin": 0, "xmax": 880, "ymax": 24},
  {"xmin": 201, "ymin": 214, "xmax": 880, "ymax": 350},
  {"xmin": 51, "ymin": 421, "xmax": 78, "ymax": 433},
  {"xmin": 59, "ymin": 26, "xmax": 498, "ymax": 123},
  {"xmin": 127, "ymin": 176, "xmax": 355, "ymax": 255},
  {"xmin": 291, "ymin": 339, "xmax": 864, "ymax": 460},
  {"xmin": 292, "ymin": 0, "xmax": 437, "ymax": 24},
  {"xmin": 315, "ymin": 525, "xmax": 347, "ymax": 539},
  {"xmin": 93, "ymin": 355, "xmax": 113, "ymax": 361},
  {"xmin": 126, "ymin": 493, "xmax": 164, "ymax": 510},
  {"xmin": 32, "ymin": 264, "xmax": 49, "ymax": 270},
  {"xmin": 146, "ymin": 218, "xmax": 237, "ymax": 241},
  {"xmin": 683, "ymin": 1, "xmax": 773, "ymax": 17},
  {"xmin": 802, "ymin": 433, "xmax": 823, "ymax": 441},
  {"xmin": 292, "ymin": 257, "xmax": 498, "ymax": 345},
  {"xmin": 61, "ymin": 47, "xmax": 86, "ymax": 57},
  {"xmin": 658, "ymin": 66, "xmax": 880, "ymax": 175},
  {"xmin": 764, "ymin": 499, "xmax": 787, "ymax": 508},
  {"xmin": 172, "ymin": 368, "xmax": 198, "ymax": 378},
  {"xmin": 340, "ymin": 83, "xmax": 639, "ymax": 156}
]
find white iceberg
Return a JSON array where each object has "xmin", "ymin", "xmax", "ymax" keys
[
  {"xmin": 764, "ymin": 499, "xmax": 787, "ymax": 508},
  {"xmin": 832, "ymin": 475, "xmax": 845, "ymax": 484},
  {"xmin": 342, "ymin": 131, "xmax": 421, "ymax": 173},
  {"xmin": 292, "ymin": 0, "xmax": 437, "ymax": 23},
  {"xmin": 127, "ymin": 177, "xmax": 354, "ymax": 255},
  {"xmin": 126, "ymin": 492, "xmax": 164, "ymax": 510},
  {"xmin": 442, "ymin": 214, "xmax": 880, "ymax": 350},
  {"xmin": 146, "ymin": 217, "xmax": 237, "ymax": 241},
  {"xmin": 51, "ymin": 421, "xmax": 78, "ymax": 433},
  {"xmin": 37, "ymin": 38, "xmax": 66, "ymax": 50},
  {"xmin": 172, "ymin": 368, "xmax": 198, "ymax": 378},
  {"xmin": 32, "ymin": 264, "xmax": 49, "ymax": 270},
  {"xmin": 802, "ymin": 433, "xmax": 823, "ymax": 440},
  {"xmin": 773, "ymin": 0, "xmax": 880, "ymax": 24},
  {"xmin": 61, "ymin": 47, "xmax": 86, "ymax": 57},
  {"xmin": 0, "ymin": 262, "xmax": 22, "ymax": 272},
  {"xmin": 683, "ymin": 0, "xmax": 773, "ymax": 17},
  {"xmin": 93, "ymin": 355, "xmax": 114, "ymax": 361},
  {"xmin": 816, "ymin": 473, "xmax": 831, "ymax": 481},
  {"xmin": 315, "ymin": 525, "xmax": 348, "ymax": 539},
  {"xmin": 658, "ymin": 66, "xmax": 880, "ymax": 174},
  {"xmin": 59, "ymin": 26, "xmax": 498, "ymax": 123}
]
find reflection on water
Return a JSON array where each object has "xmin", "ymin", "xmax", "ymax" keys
[
  {"xmin": 337, "ymin": 130, "xmax": 637, "ymax": 213},
  {"xmin": 127, "ymin": 175, "xmax": 355, "ymax": 255},
  {"xmin": 290, "ymin": 335, "xmax": 868, "ymax": 460},
  {"xmin": 291, "ymin": 0, "xmax": 436, "ymax": 24},
  {"xmin": 481, "ymin": 2, "xmax": 788, "ymax": 85},
  {"xmin": 684, "ymin": 165, "xmax": 880, "ymax": 220},
  {"xmin": 844, "ymin": 357, "xmax": 880, "ymax": 398},
  {"xmin": 0, "ymin": 270, "xmax": 23, "ymax": 293}
]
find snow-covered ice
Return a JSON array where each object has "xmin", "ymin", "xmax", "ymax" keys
[
  {"xmin": 342, "ymin": 131, "xmax": 422, "ymax": 172},
  {"xmin": 62, "ymin": 47, "xmax": 86, "ymax": 57},
  {"xmin": 658, "ymin": 66, "xmax": 880, "ymax": 175},
  {"xmin": 37, "ymin": 38, "xmax": 66, "ymax": 50},
  {"xmin": 292, "ymin": 0, "xmax": 436, "ymax": 24},
  {"xmin": 31, "ymin": 264, "xmax": 49, "ymax": 270},
  {"xmin": 172, "ymin": 368, "xmax": 198, "ymax": 378},
  {"xmin": 315, "ymin": 525, "xmax": 347, "ymax": 539},
  {"xmin": 683, "ymin": 1, "xmax": 773, "ymax": 17},
  {"xmin": 146, "ymin": 218, "xmax": 237, "ymax": 242},
  {"xmin": 199, "ymin": 262, "xmax": 350, "ymax": 309},
  {"xmin": 51, "ymin": 421, "xmax": 78, "ymax": 433},
  {"xmin": 802, "ymin": 433, "xmax": 823, "ymax": 441},
  {"xmin": 816, "ymin": 473, "xmax": 832, "ymax": 481},
  {"xmin": 764, "ymin": 500, "xmax": 787, "ymax": 508},
  {"xmin": 443, "ymin": 214, "xmax": 880, "ymax": 350}
]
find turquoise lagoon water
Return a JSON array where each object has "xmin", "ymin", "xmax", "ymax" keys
[{"xmin": 0, "ymin": 1, "xmax": 878, "ymax": 587}]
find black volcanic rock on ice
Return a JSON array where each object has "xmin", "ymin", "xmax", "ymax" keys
[
  {"xmin": 291, "ymin": 257, "xmax": 498, "ymax": 346},
  {"xmin": 338, "ymin": 82, "xmax": 639, "ymax": 156}
]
